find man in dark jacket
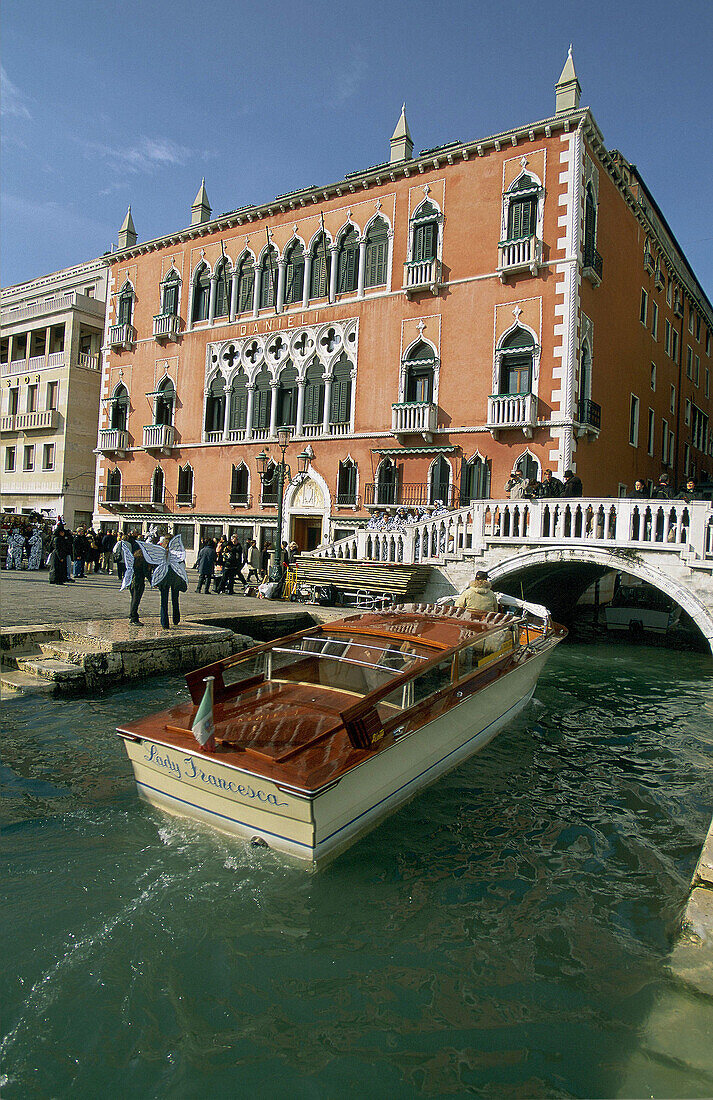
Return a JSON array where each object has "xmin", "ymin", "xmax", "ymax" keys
[
  {"xmin": 561, "ymin": 469, "xmax": 583, "ymax": 497},
  {"xmin": 129, "ymin": 543, "xmax": 150, "ymax": 626},
  {"xmin": 217, "ymin": 535, "xmax": 241, "ymax": 595},
  {"xmin": 540, "ymin": 469, "xmax": 563, "ymax": 498},
  {"xmin": 651, "ymin": 473, "xmax": 672, "ymax": 500},
  {"xmin": 195, "ymin": 539, "xmax": 216, "ymax": 593},
  {"xmin": 72, "ymin": 527, "xmax": 90, "ymax": 577}
]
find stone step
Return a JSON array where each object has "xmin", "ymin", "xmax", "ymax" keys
[
  {"xmin": 15, "ymin": 656, "xmax": 86, "ymax": 685},
  {"xmin": 0, "ymin": 645, "xmax": 44, "ymax": 670},
  {"xmin": 39, "ymin": 640, "xmax": 105, "ymax": 662},
  {"xmin": 0, "ymin": 669, "xmax": 57, "ymax": 697}
]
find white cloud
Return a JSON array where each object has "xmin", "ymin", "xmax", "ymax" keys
[
  {"xmin": 332, "ymin": 46, "xmax": 367, "ymax": 106},
  {"xmin": 77, "ymin": 134, "xmax": 191, "ymax": 174},
  {"xmin": 1, "ymin": 66, "xmax": 31, "ymax": 119}
]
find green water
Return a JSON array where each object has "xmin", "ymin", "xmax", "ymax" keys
[{"xmin": 2, "ymin": 644, "xmax": 713, "ymax": 1098}]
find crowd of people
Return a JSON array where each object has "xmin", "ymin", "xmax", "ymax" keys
[
  {"xmin": 193, "ymin": 536, "xmax": 299, "ymax": 599},
  {"xmin": 367, "ymin": 501, "xmax": 452, "ymax": 534}
]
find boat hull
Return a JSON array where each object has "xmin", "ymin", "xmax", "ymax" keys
[{"xmin": 121, "ymin": 641, "xmax": 556, "ymax": 865}]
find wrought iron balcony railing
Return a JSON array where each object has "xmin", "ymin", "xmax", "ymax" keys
[
  {"xmin": 583, "ymin": 248, "xmax": 603, "ymax": 286},
  {"xmin": 364, "ymin": 482, "xmax": 457, "ymax": 509},
  {"xmin": 577, "ymin": 398, "xmax": 602, "ymax": 430}
]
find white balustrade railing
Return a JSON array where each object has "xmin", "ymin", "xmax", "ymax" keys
[
  {"xmin": 205, "ymin": 431, "xmax": 223, "ymax": 443},
  {"xmin": 391, "ymin": 402, "xmax": 438, "ymax": 435},
  {"xmin": 403, "ymin": 258, "xmax": 441, "ymax": 292},
  {"xmin": 98, "ymin": 428, "xmax": 129, "ymax": 452},
  {"xmin": 497, "ymin": 235, "xmax": 543, "ymax": 273},
  {"xmin": 309, "ymin": 498, "xmax": 713, "ymax": 567},
  {"xmin": 153, "ymin": 313, "xmax": 180, "ymax": 340},
  {"xmin": 77, "ymin": 352, "xmax": 99, "ymax": 370},
  {"xmin": 487, "ymin": 392, "xmax": 537, "ymax": 430},
  {"xmin": 228, "ymin": 428, "xmax": 247, "ymax": 442},
  {"xmin": 14, "ymin": 410, "xmax": 58, "ymax": 431},
  {"xmin": 143, "ymin": 423, "xmax": 174, "ymax": 449}
]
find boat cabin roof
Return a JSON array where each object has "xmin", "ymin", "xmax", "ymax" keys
[{"xmin": 119, "ymin": 605, "xmax": 523, "ymax": 794}]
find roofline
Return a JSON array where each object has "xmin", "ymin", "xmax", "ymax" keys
[
  {"xmin": 1, "ymin": 255, "xmax": 109, "ymax": 299},
  {"xmin": 107, "ymin": 108, "xmax": 591, "ymax": 262}
]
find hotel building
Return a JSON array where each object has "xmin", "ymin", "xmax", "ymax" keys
[
  {"xmin": 93, "ymin": 52, "xmax": 713, "ymax": 557},
  {"xmin": 2, "ymin": 259, "xmax": 108, "ymax": 527}
]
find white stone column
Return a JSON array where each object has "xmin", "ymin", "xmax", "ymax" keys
[
  {"xmin": 245, "ymin": 383, "xmax": 256, "ymax": 440},
  {"xmin": 229, "ymin": 271, "xmax": 239, "ymax": 322},
  {"xmin": 269, "ymin": 381, "xmax": 279, "ymax": 438},
  {"xmin": 222, "ymin": 382, "xmax": 232, "ymax": 440},
  {"xmin": 328, "ymin": 245, "xmax": 338, "ymax": 303},
  {"xmin": 322, "ymin": 374, "xmax": 333, "ymax": 435},
  {"xmin": 302, "ymin": 254, "xmax": 312, "ymax": 309},
  {"xmin": 186, "ymin": 281, "xmax": 196, "ymax": 331},
  {"xmin": 252, "ymin": 267, "xmax": 261, "ymax": 318},
  {"xmin": 276, "ymin": 260, "xmax": 286, "ymax": 314},
  {"xmin": 208, "ymin": 276, "xmax": 218, "ymax": 324},
  {"xmin": 357, "ymin": 236, "xmax": 367, "ymax": 298},
  {"xmin": 295, "ymin": 379, "xmax": 306, "ymax": 436},
  {"xmin": 45, "ymin": 325, "xmax": 53, "ymax": 365}
]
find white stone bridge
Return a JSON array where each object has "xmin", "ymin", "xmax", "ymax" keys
[{"xmin": 311, "ymin": 498, "xmax": 713, "ymax": 651}]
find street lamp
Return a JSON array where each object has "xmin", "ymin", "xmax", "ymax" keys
[{"xmin": 256, "ymin": 428, "xmax": 310, "ymax": 582}]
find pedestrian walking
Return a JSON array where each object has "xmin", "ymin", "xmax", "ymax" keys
[
  {"xmin": 48, "ymin": 525, "xmax": 70, "ymax": 584},
  {"xmin": 28, "ymin": 527, "xmax": 43, "ymax": 570},
  {"xmin": 195, "ymin": 539, "xmax": 216, "ymax": 593},
  {"xmin": 127, "ymin": 542, "xmax": 149, "ymax": 626},
  {"xmin": 102, "ymin": 530, "xmax": 116, "ymax": 574}
]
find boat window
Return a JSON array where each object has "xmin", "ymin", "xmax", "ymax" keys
[
  {"xmin": 456, "ymin": 629, "xmax": 517, "ymax": 678},
  {"xmin": 375, "ymin": 658, "xmax": 453, "ymax": 723}
]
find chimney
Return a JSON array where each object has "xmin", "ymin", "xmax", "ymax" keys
[
  {"xmin": 118, "ymin": 206, "xmax": 137, "ymax": 250},
  {"xmin": 555, "ymin": 46, "xmax": 581, "ymax": 114},
  {"xmin": 390, "ymin": 104, "xmax": 413, "ymax": 164},
  {"xmin": 191, "ymin": 178, "xmax": 212, "ymax": 225}
]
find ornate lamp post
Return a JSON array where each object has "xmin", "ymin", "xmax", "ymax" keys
[{"xmin": 256, "ymin": 427, "xmax": 310, "ymax": 582}]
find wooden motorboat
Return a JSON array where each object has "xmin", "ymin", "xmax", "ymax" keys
[{"xmin": 118, "ymin": 598, "xmax": 565, "ymax": 865}]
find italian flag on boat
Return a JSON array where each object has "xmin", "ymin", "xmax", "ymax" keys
[{"xmin": 192, "ymin": 677, "xmax": 216, "ymax": 751}]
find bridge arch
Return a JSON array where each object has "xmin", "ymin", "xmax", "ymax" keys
[{"xmin": 486, "ymin": 545, "xmax": 713, "ymax": 652}]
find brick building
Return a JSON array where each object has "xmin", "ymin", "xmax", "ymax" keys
[{"xmin": 93, "ymin": 52, "xmax": 713, "ymax": 558}]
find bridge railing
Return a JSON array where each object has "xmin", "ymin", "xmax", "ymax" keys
[{"xmin": 309, "ymin": 498, "xmax": 713, "ymax": 567}]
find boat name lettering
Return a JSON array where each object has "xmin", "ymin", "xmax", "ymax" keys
[
  {"xmin": 183, "ymin": 756, "xmax": 288, "ymax": 805},
  {"xmin": 144, "ymin": 744, "xmax": 182, "ymax": 778}
]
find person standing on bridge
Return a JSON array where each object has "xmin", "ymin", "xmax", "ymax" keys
[
  {"xmin": 651, "ymin": 473, "xmax": 672, "ymax": 500},
  {"xmin": 455, "ymin": 571, "xmax": 499, "ymax": 613},
  {"xmin": 561, "ymin": 469, "xmax": 583, "ymax": 497},
  {"xmin": 540, "ymin": 469, "xmax": 563, "ymax": 498},
  {"xmin": 505, "ymin": 470, "xmax": 529, "ymax": 499}
]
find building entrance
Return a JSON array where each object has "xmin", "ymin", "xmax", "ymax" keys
[{"xmin": 290, "ymin": 516, "xmax": 322, "ymax": 552}]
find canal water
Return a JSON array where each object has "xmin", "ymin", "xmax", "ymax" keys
[{"xmin": 2, "ymin": 643, "xmax": 713, "ymax": 1098}]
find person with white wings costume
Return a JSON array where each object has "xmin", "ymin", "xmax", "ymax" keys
[{"xmin": 121, "ymin": 534, "xmax": 189, "ymax": 629}]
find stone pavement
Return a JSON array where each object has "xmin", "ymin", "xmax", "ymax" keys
[{"xmin": 0, "ymin": 567, "xmax": 295, "ymax": 628}]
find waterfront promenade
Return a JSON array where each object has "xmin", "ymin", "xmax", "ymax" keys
[{"xmin": 0, "ymin": 569, "xmax": 279, "ymax": 628}]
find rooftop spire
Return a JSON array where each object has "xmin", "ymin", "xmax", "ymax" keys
[
  {"xmin": 555, "ymin": 46, "xmax": 581, "ymax": 114},
  {"xmin": 118, "ymin": 205, "xmax": 137, "ymax": 250},
  {"xmin": 191, "ymin": 178, "xmax": 211, "ymax": 226},
  {"xmin": 390, "ymin": 103, "xmax": 413, "ymax": 164}
]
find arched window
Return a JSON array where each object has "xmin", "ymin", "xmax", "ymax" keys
[
  {"xmin": 579, "ymin": 342, "xmax": 591, "ymax": 409},
  {"xmin": 106, "ymin": 467, "xmax": 121, "ymax": 503},
  {"xmin": 376, "ymin": 458, "xmax": 397, "ymax": 506},
  {"xmin": 460, "ymin": 454, "xmax": 489, "ymax": 504},
  {"xmin": 309, "ymin": 233, "xmax": 330, "ymax": 300},
  {"xmin": 117, "ymin": 283, "xmax": 134, "ymax": 326},
  {"xmin": 506, "ymin": 174, "xmax": 538, "ymax": 241},
  {"xmin": 303, "ymin": 360, "xmax": 324, "ymax": 427},
  {"xmin": 329, "ymin": 353, "xmax": 352, "ymax": 427},
  {"xmin": 205, "ymin": 375, "xmax": 225, "ymax": 433},
  {"xmin": 337, "ymin": 227, "xmax": 359, "ymax": 294},
  {"xmin": 261, "ymin": 460, "xmax": 278, "ymax": 505},
  {"xmin": 409, "ymin": 201, "xmax": 439, "ymax": 263},
  {"xmin": 214, "ymin": 259, "xmax": 230, "ymax": 319},
  {"xmin": 284, "ymin": 242, "xmax": 305, "ymax": 305},
  {"xmin": 259, "ymin": 247, "xmax": 278, "ymax": 310},
  {"xmin": 160, "ymin": 271, "xmax": 180, "ymax": 317},
  {"xmin": 584, "ymin": 183, "xmax": 597, "ymax": 266},
  {"xmin": 177, "ymin": 464, "xmax": 194, "ymax": 505},
  {"xmin": 276, "ymin": 364, "xmax": 297, "ymax": 428},
  {"xmin": 429, "ymin": 456, "xmax": 451, "ymax": 505},
  {"xmin": 404, "ymin": 341, "xmax": 436, "ymax": 403},
  {"xmin": 237, "ymin": 254, "xmax": 255, "ymax": 313},
  {"xmin": 155, "ymin": 378, "xmax": 174, "ymax": 425},
  {"xmin": 498, "ymin": 328, "xmax": 534, "ymax": 395},
  {"xmin": 364, "ymin": 218, "xmax": 389, "ymax": 288},
  {"xmin": 253, "ymin": 367, "xmax": 271, "ymax": 431},
  {"xmin": 151, "ymin": 466, "xmax": 164, "ymax": 505},
  {"xmin": 230, "ymin": 463, "xmax": 249, "ymax": 504},
  {"xmin": 228, "ymin": 370, "xmax": 248, "ymax": 432},
  {"xmin": 337, "ymin": 459, "xmax": 357, "ymax": 505},
  {"xmin": 110, "ymin": 384, "xmax": 129, "ymax": 431},
  {"xmin": 191, "ymin": 264, "xmax": 210, "ymax": 323},
  {"xmin": 514, "ymin": 452, "xmax": 540, "ymax": 484}
]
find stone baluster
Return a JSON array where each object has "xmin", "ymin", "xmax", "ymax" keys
[
  {"xmin": 302, "ymin": 253, "xmax": 312, "ymax": 309},
  {"xmin": 245, "ymin": 383, "xmax": 256, "ymax": 441},
  {"xmin": 269, "ymin": 381, "xmax": 279, "ymax": 438},
  {"xmin": 276, "ymin": 260, "xmax": 286, "ymax": 314},
  {"xmin": 295, "ymin": 379, "xmax": 306, "ymax": 436},
  {"xmin": 322, "ymin": 373, "xmax": 333, "ymax": 435},
  {"xmin": 229, "ymin": 272, "xmax": 239, "ymax": 322},
  {"xmin": 357, "ymin": 236, "xmax": 367, "ymax": 299},
  {"xmin": 208, "ymin": 275, "xmax": 218, "ymax": 324}
]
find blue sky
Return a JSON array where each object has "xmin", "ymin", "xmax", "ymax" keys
[{"xmin": 2, "ymin": 0, "xmax": 712, "ymax": 298}]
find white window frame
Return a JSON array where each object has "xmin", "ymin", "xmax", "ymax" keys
[
  {"xmin": 647, "ymin": 409, "xmax": 655, "ymax": 456},
  {"xmin": 42, "ymin": 443, "xmax": 55, "ymax": 470},
  {"xmin": 629, "ymin": 394, "xmax": 640, "ymax": 447},
  {"xmin": 651, "ymin": 300, "xmax": 658, "ymax": 339},
  {"xmin": 639, "ymin": 289, "xmax": 648, "ymax": 326}
]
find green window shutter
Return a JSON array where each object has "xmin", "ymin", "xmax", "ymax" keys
[
  {"xmin": 310, "ymin": 252, "xmax": 327, "ymax": 298},
  {"xmin": 230, "ymin": 389, "xmax": 247, "ymax": 430},
  {"xmin": 303, "ymin": 381, "xmax": 324, "ymax": 424},
  {"xmin": 330, "ymin": 379, "xmax": 351, "ymax": 424},
  {"xmin": 119, "ymin": 295, "xmax": 132, "ymax": 325},
  {"xmin": 239, "ymin": 269, "xmax": 254, "ymax": 312},
  {"xmin": 508, "ymin": 198, "xmax": 536, "ymax": 241},
  {"xmin": 285, "ymin": 260, "xmax": 304, "ymax": 303},
  {"xmin": 163, "ymin": 283, "xmax": 178, "ymax": 315}
]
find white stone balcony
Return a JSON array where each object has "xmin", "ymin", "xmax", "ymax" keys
[
  {"xmin": 98, "ymin": 428, "xmax": 129, "ymax": 454},
  {"xmin": 487, "ymin": 392, "xmax": 538, "ymax": 438},
  {"xmin": 1, "ymin": 415, "xmax": 15, "ymax": 432},
  {"xmin": 497, "ymin": 235, "xmax": 543, "ymax": 280},
  {"xmin": 77, "ymin": 352, "xmax": 100, "ymax": 370},
  {"xmin": 403, "ymin": 257, "xmax": 441, "ymax": 296},
  {"xmin": 143, "ymin": 423, "xmax": 175, "ymax": 451},
  {"xmin": 109, "ymin": 323, "xmax": 136, "ymax": 350},
  {"xmin": 14, "ymin": 410, "xmax": 59, "ymax": 432},
  {"xmin": 153, "ymin": 313, "xmax": 180, "ymax": 342},
  {"xmin": 391, "ymin": 401, "xmax": 438, "ymax": 441}
]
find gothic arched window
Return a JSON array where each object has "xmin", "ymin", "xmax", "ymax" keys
[
  {"xmin": 155, "ymin": 378, "xmax": 174, "ymax": 425},
  {"xmin": 117, "ymin": 283, "xmax": 134, "ymax": 326},
  {"xmin": 337, "ymin": 459, "xmax": 357, "ymax": 506},
  {"xmin": 303, "ymin": 360, "xmax": 324, "ymax": 427},
  {"xmin": 160, "ymin": 271, "xmax": 180, "ymax": 317},
  {"xmin": 259, "ymin": 247, "xmax": 278, "ymax": 310},
  {"xmin": 364, "ymin": 218, "xmax": 389, "ymax": 288},
  {"xmin": 337, "ymin": 227, "xmax": 359, "ymax": 294},
  {"xmin": 228, "ymin": 370, "xmax": 248, "ymax": 432},
  {"xmin": 409, "ymin": 201, "xmax": 439, "ymax": 263},
  {"xmin": 460, "ymin": 455, "xmax": 489, "ymax": 504},
  {"xmin": 230, "ymin": 463, "xmax": 249, "ymax": 504},
  {"xmin": 376, "ymin": 458, "xmax": 397, "ymax": 506},
  {"xmin": 191, "ymin": 264, "xmax": 210, "ymax": 323},
  {"xmin": 506, "ymin": 174, "xmax": 538, "ymax": 241},
  {"xmin": 429, "ymin": 456, "xmax": 451, "ymax": 505},
  {"xmin": 329, "ymin": 353, "xmax": 352, "ymax": 427},
  {"xmin": 214, "ymin": 259, "xmax": 230, "ymax": 318},
  {"xmin": 110, "ymin": 384, "xmax": 129, "ymax": 431},
  {"xmin": 177, "ymin": 464, "xmax": 194, "ymax": 505},
  {"xmin": 284, "ymin": 242, "xmax": 305, "ymax": 305},
  {"xmin": 276, "ymin": 364, "xmax": 297, "ymax": 428},
  {"xmin": 404, "ymin": 341, "xmax": 436, "ymax": 404},
  {"xmin": 309, "ymin": 233, "xmax": 330, "ymax": 300},
  {"xmin": 498, "ymin": 328, "xmax": 534, "ymax": 395},
  {"xmin": 106, "ymin": 467, "xmax": 121, "ymax": 503},
  {"xmin": 237, "ymin": 254, "xmax": 255, "ymax": 313},
  {"xmin": 584, "ymin": 183, "xmax": 597, "ymax": 266},
  {"xmin": 205, "ymin": 376, "xmax": 225, "ymax": 434},
  {"xmin": 151, "ymin": 466, "xmax": 164, "ymax": 505}
]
